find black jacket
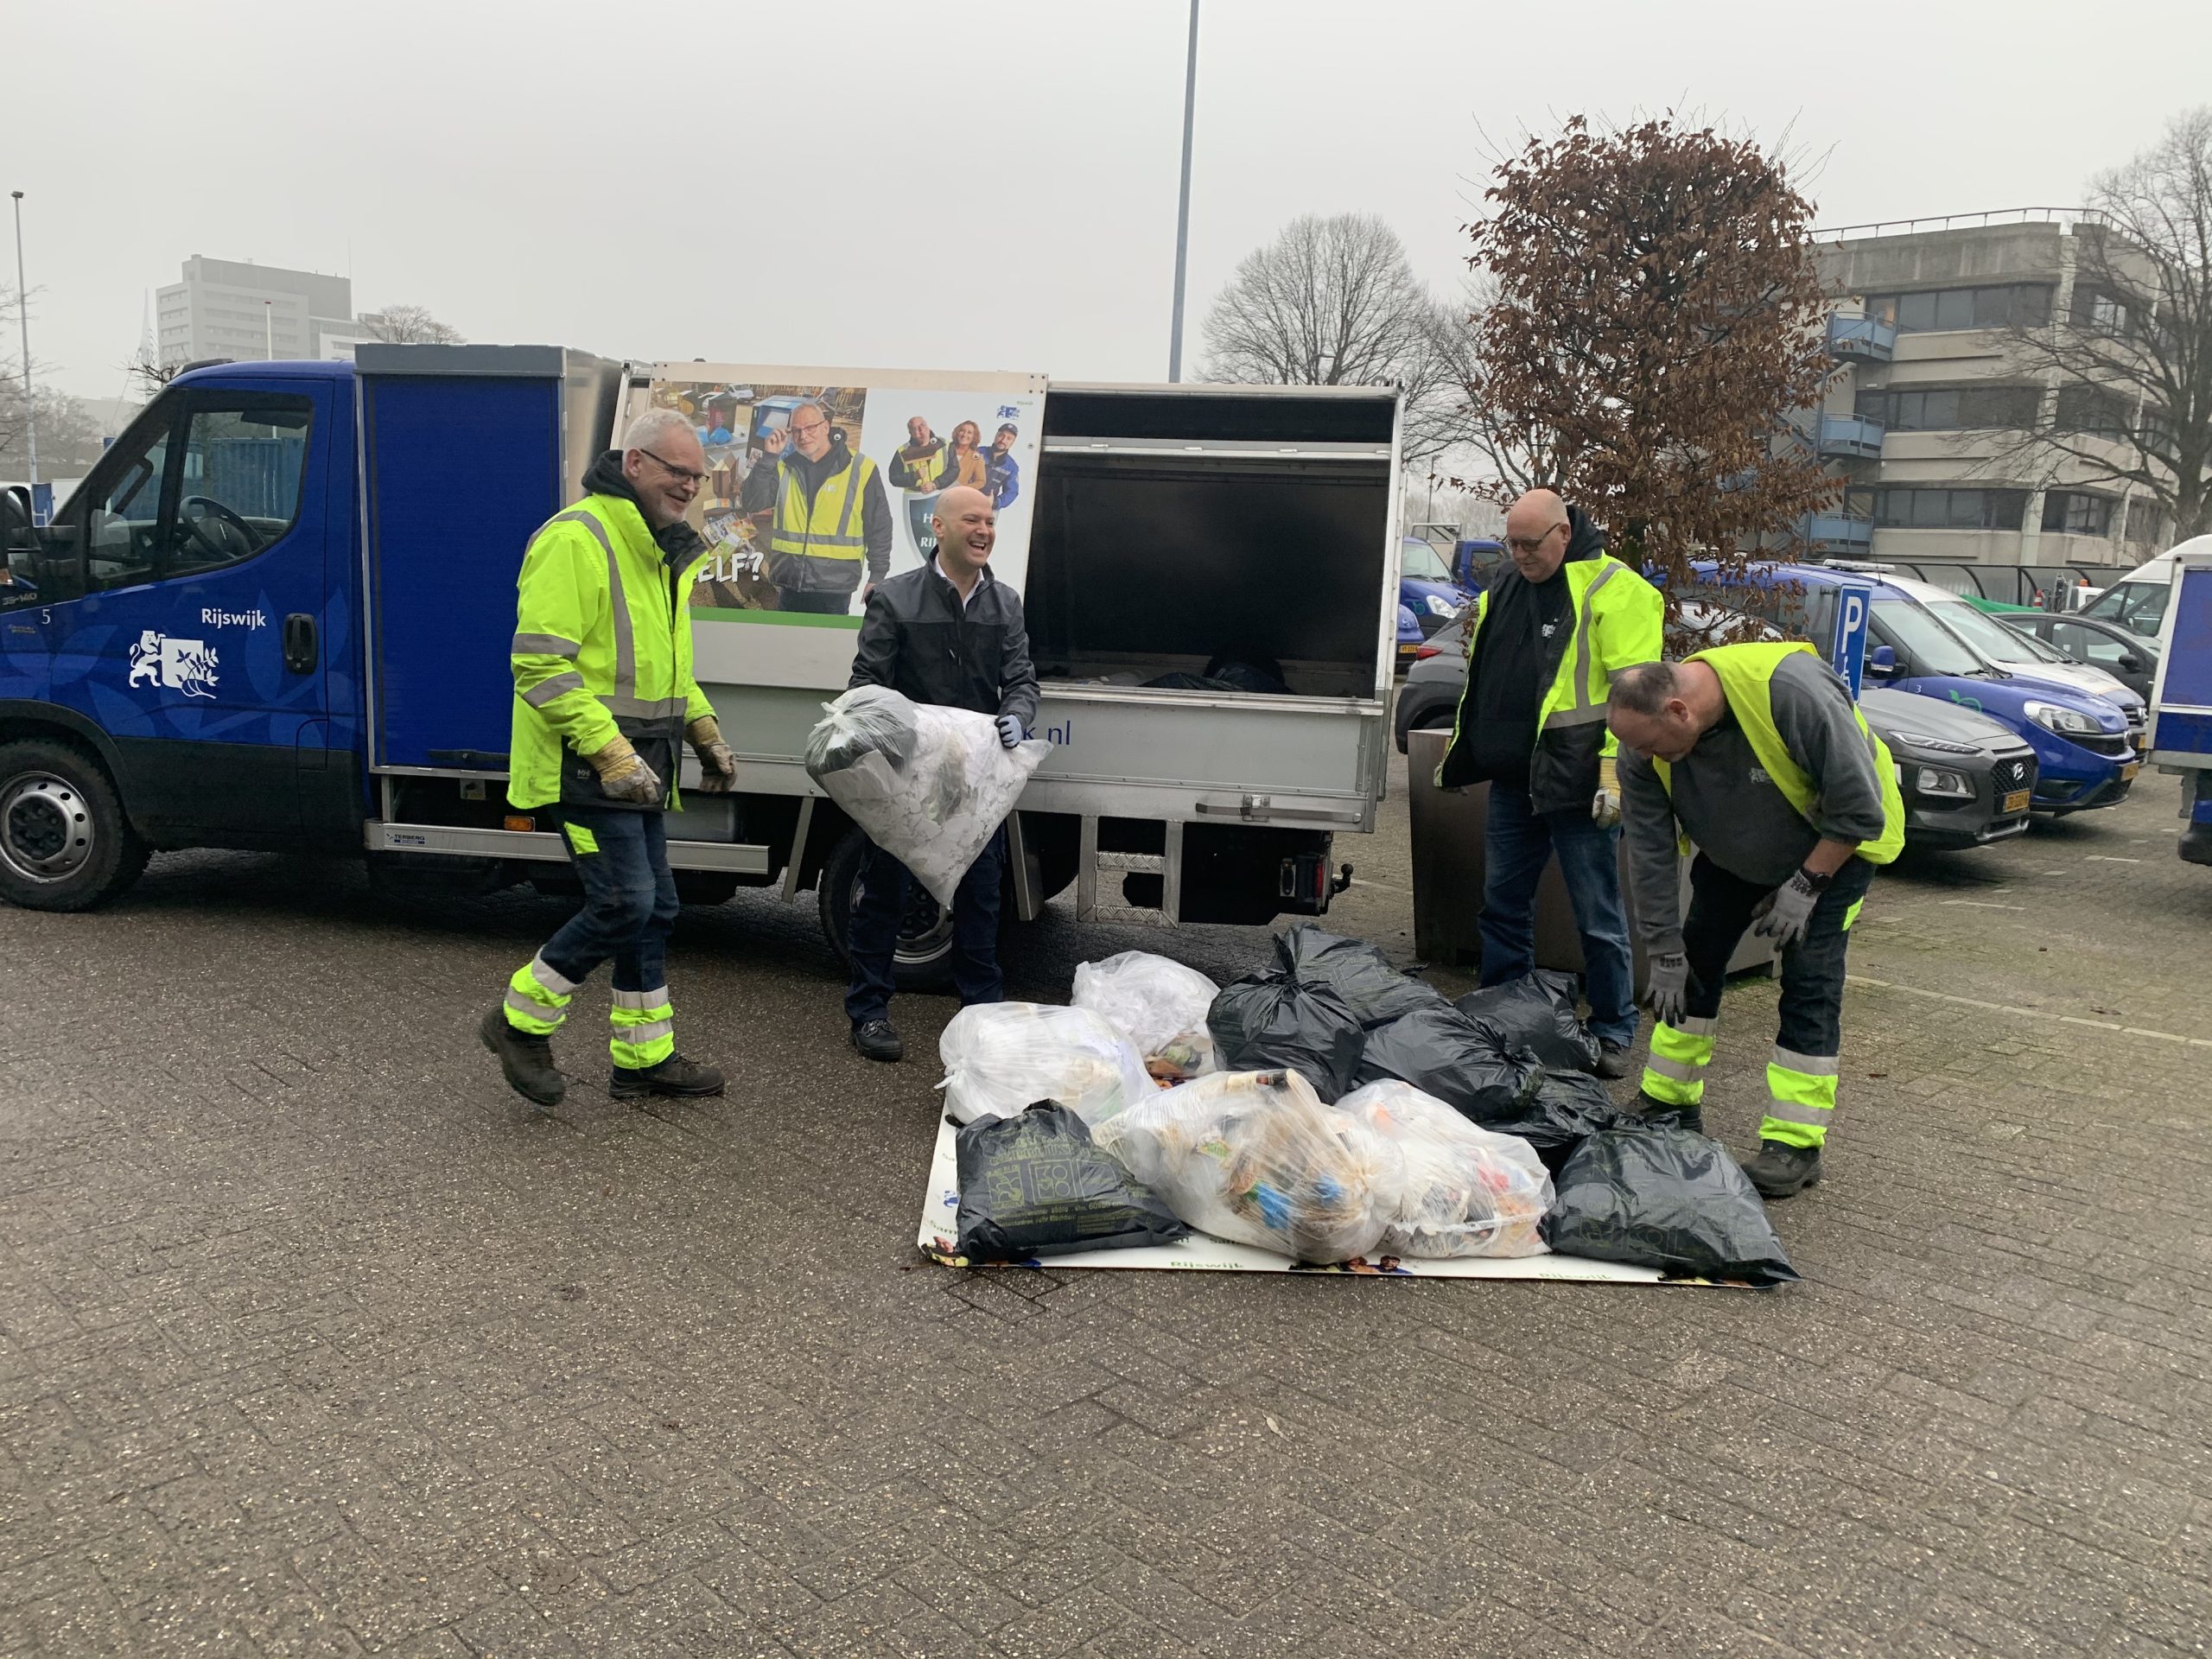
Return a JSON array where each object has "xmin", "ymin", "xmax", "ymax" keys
[{"xmin": 849, "ymin": 558, "xmax": 1040, "ymax": 726}]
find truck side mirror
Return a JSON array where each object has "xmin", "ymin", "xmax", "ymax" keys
[{"xmin": 1867, "ymin": 644, "xmax": 1897, "ymax": 676}]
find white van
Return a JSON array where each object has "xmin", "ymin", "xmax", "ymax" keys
[{"xmin": 2082, "ymin": 534, "xmax": 2212, "ymax": 639}]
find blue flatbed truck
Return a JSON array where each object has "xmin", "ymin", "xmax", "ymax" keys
[{"xmin": 0, "ymin": 346, "xmax": 1404, "ymax": 984}]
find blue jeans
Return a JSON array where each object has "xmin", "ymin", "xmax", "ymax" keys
[
  {"xmin": 1478, "ymin": 783, "xmax": 1637, "ymax": 1046},
  {"xmin": 844, "ymin": 829, "xmax": 1005, "ymax": 1025},
  {"xmin": 540, "ymin": 806, "xmax": 681, "ymax": 997}
]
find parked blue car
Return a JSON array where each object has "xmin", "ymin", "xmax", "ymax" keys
[{"xmin": 1691, "ymin": 563, "xmax": 2140, "ymax": 816}]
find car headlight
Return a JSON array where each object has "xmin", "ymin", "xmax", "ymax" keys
[
  {"xmin": 1913, "ymin": 766, "xmax": 1974, "ymax": 801},
  {"xmin": 2023, "ymin": 699, "xmax": 2102, "ymax": 738},
  {"xmin": 1424, "ymin": 594, "xmax": 1458, "ymax": 618}
]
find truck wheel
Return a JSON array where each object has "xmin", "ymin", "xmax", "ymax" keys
[
  {"xmin": 0, "ymin": 739, "xmax": 149, "ymax": 912},
  {"xmin": 817, "ymin": 827, "xmax": 958, "ymax": 994}
]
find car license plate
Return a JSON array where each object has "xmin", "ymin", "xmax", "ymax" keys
[
  {"xmin": 2122, "ymin": 761, "xmax": 2141, "ymax": 782},
  {"xmin": 2002, "ymin": 788, "xmax": 2030, "ymax": 815},
  {"xmin": 1397, "ymin": 643, "xmax": 1416, "ymax": 658}
]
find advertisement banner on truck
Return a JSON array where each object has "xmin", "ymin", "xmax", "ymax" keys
[{"xmin": 628, "ymin": 364, "xmax": 1047, "ymax": 690}]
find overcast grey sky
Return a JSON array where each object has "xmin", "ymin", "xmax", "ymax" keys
[{"xmin": 13, "ymin": 0, "xmax": 2212, "ymax": 402}]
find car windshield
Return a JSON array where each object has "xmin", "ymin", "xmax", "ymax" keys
[
  {"xmin": 2082, "ymin": 578, "xmax": 2167, "ymax": 637},
  {"xmin": 1400, "ymin": 539, "xmax": 1452, "ymax": 582},
  {"xmin": 1874, "ymin": 598, "xmax": 1989, "ymax": 677},
  {"xmin": 1924, "ymin": 597, "xmax": 2065, "ymax": 664}
]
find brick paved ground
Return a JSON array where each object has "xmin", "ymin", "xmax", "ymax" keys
[{"xmin": 3, "ymin": 760, "xmax": 2209, "ymax": 1656}]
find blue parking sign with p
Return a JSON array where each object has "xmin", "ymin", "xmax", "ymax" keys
[{"xmin": 1831, "ymin": 582, "xmax": 1872, "ymax": 698}]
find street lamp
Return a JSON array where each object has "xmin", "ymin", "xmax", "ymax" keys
[
  {"xmin": 10, "ymin": 190, "xmax": 35, "ymax": 493},
  {"xmin": 264, "ymin": 299, "xmax": 274, "ymax": 360},
  {"xmin": 1166, "ymin": 0, "xmax": 1199, "ymax": 383}
]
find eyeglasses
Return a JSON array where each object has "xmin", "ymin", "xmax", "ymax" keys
[
  {"xmin": 639, "ymin": 448, "xmax": 705, "ymax": 486},
  {"xmin": 1506, "ymin": 523, "xmax": 1567, "ymax": 556},
  {"xmin": 789, "ymin": 419, "xmax": 829, "ymax": 437}
]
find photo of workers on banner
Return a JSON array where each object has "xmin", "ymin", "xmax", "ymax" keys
[{"xmin": 654, "ymin": 376, "xmax": 1045, "ymax": 626}]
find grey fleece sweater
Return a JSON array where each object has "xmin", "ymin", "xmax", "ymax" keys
[{"xmin": 1619, "ymin": 652, "xmax": 1888, "ymax": 955}]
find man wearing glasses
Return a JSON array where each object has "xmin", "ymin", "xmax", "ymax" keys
[
  {"xmin": 1433, "ymin": 487, "xmax": 1662, "ymax": 1080},
  {"xmin": 481, "ymin": 408, "xmax": 737, "ymax": 1110},
  {"xmin": 739, "ymin": 399, "xmax": 893, "ymax": 614}
]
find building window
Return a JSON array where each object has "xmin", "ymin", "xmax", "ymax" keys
[
  {"xmin": 2124, "ymin": 497, "xmax": 2168, "ymax": 549},
  {"xmin": 1864, "ymin": 487, "xmax": 2030, "ymax": 531},
  {"xmin": 1862, "ymin": 284, "xmax": 2053, "ymax": 334},
  {"xmin": 2041, "ymin": 492, "xmax": 2113, "ymax": 537},
  {"xmin": 1854, "ymin": 385, "xmax": 2041, "ymax": 431}
]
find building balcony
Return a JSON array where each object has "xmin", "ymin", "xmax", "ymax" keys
[
  {"xmin": 1827, "ymin": 313, "xmax": 1897, "ymax": 363},
  {"xmin": 1814, "ymin": 413, "xmax": 1886, "ymax": 460},
  {"xmin": 1801, "ymin": 512, "xmax": 1874, "ymax": 554}
]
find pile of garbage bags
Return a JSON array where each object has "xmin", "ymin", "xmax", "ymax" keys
[
  {"xmin": 937, "ymin": 926, "xmax": 1796, "ymax": 1283},
  {"xmin": 804, "ymin": 685, "xmax": 1050, "ymax": 908}
]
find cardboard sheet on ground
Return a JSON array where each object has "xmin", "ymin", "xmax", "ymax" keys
[{"xmin": 916, "ymin": 1116, "xmax": 1752, "ymax": 1285}]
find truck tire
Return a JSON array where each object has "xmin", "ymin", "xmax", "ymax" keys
[
  {"xmin": 817, "ymin": 826, "xmax": 959, "ymax": 994},
  {"xmin": 0, "ymin": 739, "xmax": 150, "ymax": 912}
]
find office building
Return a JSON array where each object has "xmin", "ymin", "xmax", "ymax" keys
[
  {"xmin": 1803, "ymin": 211, "xmax": 2167, "ymax": 571},
  {"xmin": 155, "ymin": 257, "xmax": 356, "ymax": 369}
]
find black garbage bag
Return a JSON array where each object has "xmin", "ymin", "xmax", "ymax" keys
[
  {"xmin": 1479, "ymin": 1069, "xmax": 1635, "ymax": 1175},
  {"xmin": 1208, "ymin": 971, "xmax": 1366, "ymax": 1103},
  {"xmin": 954, "ymin": 1103, "xmax": 1187, "ymax": 1262},
  {"xmin": 1354, "ymin": 1005, "xmax": 1545, "ymax": 1123},
  {"xmin": 1454, "ymin": 970, "xmax": 1600, "ymax": 1072},
  {"xmin": 1275, "ymin": 925, "xmax": 1448, "ymax": 1029},
  {"xmin": 1544, "ymin": 1122, "xmax": 1800, "ymax": 1286},
  {"xmin": 1141, "ymin": 672, "xmax": 1239, "ymax": 692},
  {"xmin": 1203, "ymin": 655, "xmax": 1292, "ymax": 695}
]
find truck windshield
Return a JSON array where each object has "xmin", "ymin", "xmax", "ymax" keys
[
  {"xmin": 2082, "ymin": 579, "xmax": 2167, "ymax": 638},
  {"xmin": 1873, "ymin": 598, "xmax": 1988, "ymax": 677},
  {"xmin": 1400, "ymin": 539, "xmax": 1452, "ymax": 582}
]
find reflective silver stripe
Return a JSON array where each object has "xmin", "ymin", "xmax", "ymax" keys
[
  {"xmin": 512, "ymin": 632, "xmax": 581, "ymax": 657},
  {"xmin": 553, "ymin": 509, "xmax": 635, "ymax": 701},
  {"xmin": 1764, "ymin": 1100, "xmax": 1834, "ymax": 1127},
  {"xmin": 773, "ymin": 460, "xmax": 870, "ymax": 550},
  {"xmin": 1772, "ymin": 1047, "xmax": 1841, "ymax": 1077},
  {"xmin": 1668, "ymin": 1014, "xmax": 1719, "ymax": 1036},
  {"xmin": 614, "ymin": 1017, "xmax": 674, "ymax": 1046},
  {"xmin": 611, "ymin": 987, "xmax": 670, "ymax": 1012},
  {"xmin": 520, "ymin": 671, "xmax": 585, "ymax": 707},
  {"xmin": 601, "ymin": 693, "xmax": 688, "ymax": 721},
  {"xmin": 1645, "ymin": 1054, "xmax": 1705, "ymax": 1082},
  {"xmin": 1560, "ymin": 562, "xmax": 1623, "ymax": 720},
  {"xmin": 1541, "ymin": 704, "xmax": 1612, "ymax": 729},
  {"xmin": 841, "ymin": 460, "xmax": 869, "ymax": 539},
  {"xmin": 528, "ymin": 953, "xmax": 579, "ymax": 996},
  {"xmin": 506, "ymin": 987, "xmax": 566, "ymax": 1026}
]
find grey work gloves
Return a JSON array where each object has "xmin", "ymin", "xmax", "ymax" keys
[
  {"xmin": 586, "ymin": 734, "xmax": 664, "ymax": 806},
  {"xmin": 1646, "ymin": 952, "xmax": 1688, "ymax": 1029},
  {"xmin": 688, "ymin": 715, "xmax": 738, "ymax": 794},
  {"xmin": 1753, "ymin": 867, "xmax": 1827, "ymax": 950},
  {"xmin": 995, "ymin": 715, "xmax": 1023, "ymax": 750}
]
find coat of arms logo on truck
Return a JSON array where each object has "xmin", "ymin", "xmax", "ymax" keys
[{"xmin": 126, "ymin": 631, "xmax": 220, "ymax": 699}]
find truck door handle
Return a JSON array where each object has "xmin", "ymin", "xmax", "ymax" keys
[{"xmin": 283, "ymin": 613, "xmax": 318, "ymax": 674}]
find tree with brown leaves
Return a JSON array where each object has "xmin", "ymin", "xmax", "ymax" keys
[{"xmin": 1459, "ymin": 116, "xmax": 1839, "ymax": 600}]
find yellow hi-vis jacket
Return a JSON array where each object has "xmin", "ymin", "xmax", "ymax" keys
[
  {"xmin": 766, "ymin": 450, "xmax": 880, "ymax": 592},
  {"xmin": 1435, "ymin": 553, "xmax": 1665, "ymax": 813},
  {"xmin": 506, "ymin": 493, "xmax": 715, "ymax": 811},
  {"xmin": 1655, "ymin": 642, "xmax": 1906, "ymax": 865}
]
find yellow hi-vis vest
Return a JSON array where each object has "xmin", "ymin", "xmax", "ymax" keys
[
  {"xmin": 767, "ymin": 451, "xmax": 878, "ymax": 574},
  {"xmin": 898, "ymin": 442, "xmax": 946, "ymax": 493},
  {"xmin": 506, "ymin": 493, "xmax": 715, "ymax": 811},
  {"xmin": 1655, "ymin": 641, "xmax": 1906, "ymax": 865}
]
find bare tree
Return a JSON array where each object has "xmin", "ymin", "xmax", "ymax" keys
[
  {"xmin": 0, "ymin": 283, "xmax": 105, "ymax": 475},
  {"xmin": 121, "ymin": 340, "xmax": 184, "ymax": 399},
  {"xmin": 1457, "ymin": 115, "xmax": 1839, "ymax": 596},
  {"xmin": 1200, "ymin": 213, "xmax": 1466, "ymax": 461},
  {"xmin": 1989, "ymin": 108, "xmax": 2212, "ymax": 543},
  {"xmin": 361, "ymin": 304, "xmax": 466, "ymax": 346}
]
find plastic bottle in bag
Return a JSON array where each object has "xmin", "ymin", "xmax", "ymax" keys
[
  {"xmin": 938, "ymin": 1002, "xmax": 1157, "ymax": 1128},
  {"xmin": 1333, "ymin": 1081, "xmax": 1553, "ymax": 1258}
]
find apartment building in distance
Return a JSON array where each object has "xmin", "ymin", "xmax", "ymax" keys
[
  {"xmin": 1802, "ymin": 209, "xmax": 2168, "ymax": 572},
  {"xmin": 155, "ymin": 257, "xmax": 357, "ymax": 369}
]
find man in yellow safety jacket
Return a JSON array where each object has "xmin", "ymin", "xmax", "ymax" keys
[
  {"xmin": 1434, "ymin": 490, "xmax": 1664, "ymax": 1079},
  {"xmin": 480, "ymin": 408, "xmax": 739, "ymax": 1109},
  {"xmin": 739, "ymin": 400, "xmax": 893, "ymax": 614},
  {"xmin": 1606, "ymin": 645, "xmax": 1904, "ymax": 1198}
]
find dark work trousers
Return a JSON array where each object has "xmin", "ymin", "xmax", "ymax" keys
[
  {"xmin": 776, "ymin": 588, "xmax": 854, "ymax": 615},
  {"xmin": 1478, "ymin": 782, "xmax": 1638, "ymax": 1047},
  {"xmin": 1679, "ymin": 853, "xmax": 1874, "ymax": 1051},
  {"xmin": 844, "ymin": 828, "xmax": 1007, "ymax": 1025},
  {"xmin": 539, "ymin": 805, "xmax": 681, "ymax": 996}
]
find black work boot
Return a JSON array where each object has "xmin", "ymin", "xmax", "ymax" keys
[
  {"xmin": 1743, "ymin": 1140, "xmax": 1823, "ymax": 1199},
  {"xmin": 1592, "ymin": 1039, "xmax": 1635, "ymax": 1081},
  {"xmin": 851, "ymin": 1019, "xmax": 904, "ymax": 1063},
  {"xmin": 1635, "ymin": 1090, "xmax": 1701, "ymax": 1136},
  {"xmin": 609, "ymin": 1053, "xmax": 726, "ymax": 1100},
  {"xmin": 480, "ymin": 1006, "xmax": 566, "ymax": 1108}
]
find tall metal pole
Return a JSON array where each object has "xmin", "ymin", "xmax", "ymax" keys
[
  {"xmin": 264, "ymin": 299, "xmax": 274, "ymax": 359},
  {"xmin": 10, "ymin": 192, "xmax": 36, "ymax": 491},
  {"xmin": 1166, "ymin": 0, "xmax": 1199, "ymax": 383}
]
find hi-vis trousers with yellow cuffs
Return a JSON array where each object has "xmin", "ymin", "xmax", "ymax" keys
[
  {"xmin": 500, "ymin": 805, "xmax": 682, "ymax": 1071},
  {"xmin": 1640, "ymin": 855, "xmax": 1874, "ymax": 1149}
]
